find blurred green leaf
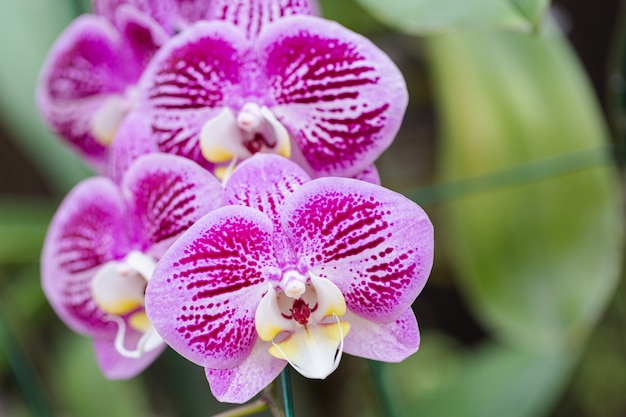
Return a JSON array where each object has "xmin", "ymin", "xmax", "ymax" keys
[
  {"xmin": 53, "ymin": 336, "xmax": 150, "ymax": 417},
  {"xmin": 380, "ymin": 336, "xmax": 575, "ymax": 417},
  {"xmin": 426, "ymin": 31, "xmax": 624, "ymax": 351},
  {"xmin": 355, "ymin": 0, "xmax": 548, "ymax": 35},
  {"xmin": 0, "ymin": 198, "xmax": 54, "ymax": 265},
  {"xmin": 0, "ymin": 0, "xmax": 90, "ymax": 195}
]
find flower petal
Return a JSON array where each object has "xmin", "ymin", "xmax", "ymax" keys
[
  {"xmin": 121, "ymin": 153, "xmax": 224, "ymax": 258},
  {"xmin": 225, "ymin": 154, "xmax": 310, "ymax": 225},
  {"xmin": 205, "ymin": 338, "xmax": 286, "ymax": 404},
  {"xmin": 36, "ymin": 15, "xmax": 127, "ymax": 170},
  {"xmin": 107, "ymin": 111, "xmax": 159, "ymax": 184},
  {"xmin": 281, "ymin": 178, "xmax": 433, "ymax": 322},
  {"xmin": 208, "ymin": 0, "xmax": 319, "ymax": 40},
  {"xmin": 115, "ymin": 4, "xmax": 170, "ymax": 69},
  {"xmin": 145, "ymin": 206, "xmax": 276, "ymax": 369},
  {"xmin": 353, "ymin": 164, "xmax": 380, "ymax": 185},
  {"xmin": 137, "ymin": 21, "xmax": 249, "ymax": 169},
  {"xmin": 93, "ymin": 330, "xmax": 166, "ymax": 379},
  {"xmin": 342, "ymin": 308, "xmax": 419, "ymax": 362},
  {"xmin": 258, "ymin": 15, "xmax": 408, "ymax": 177},
  {"xmin": 42, "ymin": 177, "xmax": 130, "ymax": 335},
  {"xmin": 93, "ymin": 0, "xmax": 175, "ymax": 32}
]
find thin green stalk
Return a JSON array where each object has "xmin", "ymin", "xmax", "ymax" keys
[
  {"xmin": 212, "ymin": 399, "xmax": 268, "ymax": 417},
  {"xmin": 280, "ymin": 368, "xmax": 295, "ymax": 417}
]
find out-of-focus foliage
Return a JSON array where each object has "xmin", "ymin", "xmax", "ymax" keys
[{"xmin": 356, "ymin": 0, "xmax": 549, "ymax": 34}]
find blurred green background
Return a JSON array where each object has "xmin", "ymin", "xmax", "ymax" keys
[{"xmin": 1, "ymin": 0, "xmax": 625, "ymax": 416}]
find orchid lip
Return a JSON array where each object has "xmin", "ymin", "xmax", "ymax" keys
[
  {"xmin": 255, "ymin": 272, "xmax": 350, "ymax": 379},
  {"xmin": 91, "ymin": 251, "xmax": 163, "ymax": 359},
  {"xmin": 200, "ymin": 103, "xmax": 291, "ymax": 175},
  {"xmin": 90, "ymin": 87, "xmax": 138, "ymax": 146}
]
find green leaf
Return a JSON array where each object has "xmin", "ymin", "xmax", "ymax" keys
[
  {"xmin": 0, "ymin": 1, "xmax": 90, "ymax": 195},
  {"xmin": 426, "ymin": 31, "xmax": 624, "ymax": 351},
  {"xmin": 355, "ymin": 0, "xmax": 548, "ymax": 35},
  {"xmin": 379, "ymin": 336, "xmax": 575, "ymax": 417}
]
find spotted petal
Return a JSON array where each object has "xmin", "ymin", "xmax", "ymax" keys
[
  {"xmin": 205, "ymin": 338, "xmax": 286, "ymax": 403},
  {"xmin": 41, "ymin": 177, "xmax": 130, "ymax": 335},
  {"xmin": 343, "ymin": 308, "xmax": 419, "ymax": 362},
  {"xmin": 208, "ymin": 0, "xmax": 319, "ymax": 40},
  {"xmin": 281, "ymin": 177, "xmax": 433, "ymax": 322},
  {"xmin": 146, "ymin": 206, "xmax": 276, "ymax": 369},
  {"xmin": 94, "ymin": 0, "xmax": 174, "ymax": 32},
  {"xmin": 137, "ymin": 21, "xmax": 249, "ymax": 170},
  {"xmin": 122, "ymin": 153, "xmax": 224, "ymax": 258},
  {"xmin": 225, "ymin": 154, "xmax": 310, "ymax": 225},
  {"xmin": 258, "ymin": 15, "xmax": 408, "ymax": 177}
]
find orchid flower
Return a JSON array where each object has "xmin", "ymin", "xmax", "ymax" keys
[
  {"xmin": 41, "ymin": 154, "xmax": 223, "ymax": 378},
  {"xmin": 145, "ymin": 154, "xmax": 433, "ymax": 403},
  {"xmin": 133, "ymin": 12, "xmax": 407, "ymax": 180}
]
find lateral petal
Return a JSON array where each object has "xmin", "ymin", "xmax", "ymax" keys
[
  {"xmin": 281, "ymin": 177, "xmax": 433, "ymax": 322},
  {"xmin": 137, "ymin": 21, "xmax": 249, "ymax": 170},
  {"xmin": 121, "ymin": 153, "xmax": 224, "ymax": 258},
  {"xmin": 258, "ymin": 15, "xmax": 408, "ymax": 177},
  {"xmin": 41, "ymin": 177, "xmax": 130, "ymax": 335},
  {"xmin": 342, "ymin": 308, "xmax": 419, "ymax": 362},
  {"xmin": 145, "ymin": 206, "xmax": 277, "ymax": 369}
]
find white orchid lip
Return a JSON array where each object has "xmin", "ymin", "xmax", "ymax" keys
[
  {"xmin": 91, "ymin": 250, "xmax": 164, "ymax": 358},
  {"xmin": 200, "ymin": 103, "xmax": 291, "ymax": 175},
  {"xmin": 255, "ymin": 273, "xmax": 350, "ymax": 379}
]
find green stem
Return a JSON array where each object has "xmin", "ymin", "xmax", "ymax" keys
[
  {"xmin": 280, "ymin": 368, "xmax": 295, "ymax": 417},
  {"xmin": 211, "ymin": 399, "xmax": 268, "ymax": 417}
]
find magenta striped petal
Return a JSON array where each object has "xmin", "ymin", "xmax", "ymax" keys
[
  {"xmin": 115, "ymin": 5, "xmax": 170, "ymax": 69},
  {"xmin": 37, "ymin": 15, "xmax": 127, "ymax": 170},
  {"xmin": 205, "ymin": 339, "xmax": 285, "ymax": 403},
  {"xmin": 281, "ymin": 178, "xmax": 433, "ymax": 322},
  {"xmin": 259, "ymin": 15, "xmax": 408, "ymax": 177},
  {"xmin": 122, "ymin": 153, "xmax": 224, "ymax": 258},
  {"xmin": 145, "ymin": 206, "xmax": 276, "ymax": 369},
  {"xmin": 208, "ymin": 0, "xmax": 318, "ymax": 40},
  {"xmin": 225, "ymin": 154, "xmax": 310, "ymax": 225},
  {"xmin": 94, "ymin": 331, "xmax": 166, "ymax": 379},
  {"xmin": 353, "ymin": 164, "xmax": 381, "ymax": 185},
  {"xmin": 41, "ymin": 177, "xmax": 130, "ymax": 335},
  {"xmin": 137, "ymin": 21, "xmax": 248, "ymax": 170},
  {"xmin": 343, "ymin": 309, "xmax": 419, "ymax": 362}
]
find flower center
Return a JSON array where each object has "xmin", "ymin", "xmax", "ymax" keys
[
  {"xmin": 91, "ymin": 250, "xmax": 163, "ymax": 358},
  {"xmin": 90, "ymin": 87, "xmax": 137, "ymax": 146},
  {"xmin": 199, "ymin": 103, "xmax": 291, "ymax": 178},
  {"xmin": 254, "ymin": 272, "xmax": 350, "ymax": 379}
]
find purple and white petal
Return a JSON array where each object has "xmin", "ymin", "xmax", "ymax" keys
[
  {"xmin": 41, "ymin": 177, "xmax": 130, "ymax": 335},
  {"xmin": 208, "ymin": 0, "xmax": 319, "ymax": 40},
  {"xmin": 115, "ymin": 5, "xmax": 170, "ymax": 71},
  {"xmin": 121, "ymin": 153, "xmax": 224, "ymax": 258},
  {"xmin": 93, "ymin": 0, "xmax": 176, "ymax": 32},
  {"xmin": 205, "ymin": 339, "xmax": 286, "ymax": 403},
  {"xmin": 106, "ymin": 111, "xmax": 158, "ymax": 184},
  {"xmin": 281, "ymin": 178, "xmax": 433, "ymax": 322},
  {"xmin": 353, "ymin": 164, "xmax": 380, "ymax": 185},
  {"xmin": 137, "ymin": 21, "xmax": 249, "ymax": 169},
  {"xmin": 258, "ymin": 15, "xmax": 408, "ymax": 177},
  {"xmin": 146, "ymin": 206, "xmax": 276, "ymax": 369},
  {"xmin": 170, "ymin": 0, "xmax": 214, "ymax": 29},
  {"xmin": 225, "ymin": 154, "xmax": 310, "ymax": 224},
  {"xmin": 342, "ymin": 309, "xmax": 419, "ymax": 362},
  {"xmin": 93, "ymin": 329, "xmax": 166, "ymax": 379},
  {"xmin": 37, "ymin": 15, "xmax": 127, "ymax": 170}
]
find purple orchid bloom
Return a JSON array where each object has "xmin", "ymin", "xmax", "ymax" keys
[
  {"xmin": 133, "ymin": 12, "xmax": 407, "ymax": 180},
  {"xmin": 145, "ymin": 154, "xmax": 433, "ymax": 403},
  {"xmin": 41, "ymin": 153, "xmax": 223, "ymax": 378},
  {"xmin": 36, "ymin": 0, "xmax": 215, "ymax": 172}
]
